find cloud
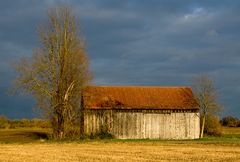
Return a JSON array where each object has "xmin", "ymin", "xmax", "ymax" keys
[{"xmin": 0, "ymin": 0, "xmax": 240, "ymax": 118}]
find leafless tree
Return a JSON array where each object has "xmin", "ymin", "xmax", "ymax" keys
[
  {"xmin": 192, "ymin": 75, "xmax": 221, "ymax": 138},
  {"xmin": 13, "ymin": 6, "xmax": 92, "ymax": 139}
]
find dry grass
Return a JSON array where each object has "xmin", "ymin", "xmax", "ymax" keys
[
  {"xmin": 222, "ymin": 126, "xmax": 240, "ymax": 135},
  {"xmin": 0, "ymin": 127, "xmax": 239, "ymax": 161},
  {"xmin": 0, "ymin": 142, "xmax": 239, "ymax": 162}
]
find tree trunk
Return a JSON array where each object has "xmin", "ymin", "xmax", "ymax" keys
[
  {"xmin": 58, "ymin": 113, "xmax": 65, "ymax": 139},
  {"xmin": 52, "ymin": 105, "xmax": 65, "ymax": 139},
  {"xmin": 79, "ymin": 95, "xmax": 84, "ymax": 135},
  {"xmin": 200, "ymin": 114, "xmax": 206, "ymax": 138}
]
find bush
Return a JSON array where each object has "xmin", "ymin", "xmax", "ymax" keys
[
  {"xmin": 238, "ymin": 120, "xmax": 240, "ymax": 127},
  {"xmin": 221, "ymin": 116, "xmax": 239, "ymax": 127},
  {"xmin": 0, "ymin": 115, "xmax": 10, "ymax": 129},
  {"xmin": 95, "ymin": 130, "xmax": 114, "ymax": 139},
  {"xmin": 64, "ymin": 125, "xmax": 81, "ymax": 138},
  {"xmin": 204, "ymin": 114, "xmax": 222, "ymax": 136},
  {"xmin": 86, "ymin": 129, "xmax": 114, "ymax": 140}
]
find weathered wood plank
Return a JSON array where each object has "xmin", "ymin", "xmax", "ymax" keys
[{"xmin": 83, "ymin": 110, "xmax": 200, "ymax": 139}]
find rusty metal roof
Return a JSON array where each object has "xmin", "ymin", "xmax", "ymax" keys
[{"xmin": 83, "ymin": 86, "xmax": 199, "ymax": 110}]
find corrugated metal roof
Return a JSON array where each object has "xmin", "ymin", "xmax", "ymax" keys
[{"xmin": 83, "ymin": 86, "xmax": 199, "ymax": 110}]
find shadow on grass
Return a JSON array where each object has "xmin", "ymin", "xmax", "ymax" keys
[
  {"xmin": 0, "ymin": 129, "xmax": 50, "ymax": 143},
  {"xmin": 23, "ymin": 131, "xmax": 49, "ymax": 139}
]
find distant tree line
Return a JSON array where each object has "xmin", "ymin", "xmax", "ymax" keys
[
  {"xmin": 0, "ymin": 115, "xmax": 50, "ymax": 129},
  {"xmin": 220, "ymin": 116, "xmax": 240, "ymax": 127}
]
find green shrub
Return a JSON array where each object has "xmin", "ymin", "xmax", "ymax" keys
[
  {"xmin": 204, "ymin": 114, "xmax": 222, "ymax": 136},
  {"xmin": 85, "ymin": 130, "xmax": 114, "ymax": 140},
  {"xmin": 96, "ymin": 130, "xmax": 114, "ymax": 139}
]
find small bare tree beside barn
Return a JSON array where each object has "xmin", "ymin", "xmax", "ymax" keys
[{"xmin": 192, "ymin": 75, "xmax": 221, "ymax": 138}]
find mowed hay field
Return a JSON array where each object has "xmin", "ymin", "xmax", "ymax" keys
[
  {"xmin": 0, "ymin": 127, "xmax": 239, "ymax": 161},
  {"xmin": 0, "ymin": 142, "xmax": 240, "ymax": 161}
]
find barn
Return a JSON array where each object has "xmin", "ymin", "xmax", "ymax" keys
[{"xmin": 82, "ymin": 86, "xmax": 200, "ymax": 139}]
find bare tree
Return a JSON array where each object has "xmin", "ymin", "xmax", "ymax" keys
[
  {"xmin": 13, "ymin": 6, "xmax": 92, "ymax": 139},
  {"xmin": 192, "ymin": 75, "xmax": 221, "ymax": 138}
]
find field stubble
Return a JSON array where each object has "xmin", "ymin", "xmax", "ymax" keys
[{"xmin": 0, "ymin": 142, "xmax": 239, "ymax": 162}]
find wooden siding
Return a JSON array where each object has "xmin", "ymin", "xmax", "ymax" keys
[{"xmin": 84, "ymin": 110, "xmax": 200, "ymax": 139}]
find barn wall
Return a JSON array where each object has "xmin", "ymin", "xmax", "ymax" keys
[{"xmin": 83, "ymin": 110, "xmax": 200, "ymax": 139}]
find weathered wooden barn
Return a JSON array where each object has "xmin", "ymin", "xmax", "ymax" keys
[{"xmin": 83, "ymin": 86, "xmax": 200, "ymax": 139}]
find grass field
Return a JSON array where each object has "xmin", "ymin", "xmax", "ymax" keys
[
  {"xmin": 0, "ymin": 127, "xmax": 239, "ymax": 161},
  {"xmin": 0, "ymin": 128, "xmax": 50, "ymax": 143},
  {"xmin": 222, "ymin": 126, "xmax": 240, "ymax": 134}
]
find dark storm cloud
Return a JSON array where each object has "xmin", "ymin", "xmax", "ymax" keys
[{"xmin": 0, "ymin": 0, "xmax": 240, "ymax": 118}]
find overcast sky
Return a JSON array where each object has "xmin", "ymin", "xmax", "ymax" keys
[{"xmin": 0, "ymin": 0, "xmax": 240, "ymax": 119}]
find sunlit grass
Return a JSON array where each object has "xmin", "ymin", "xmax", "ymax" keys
[
  {"xmin": 0, "ymin": 127, "xmax": 239, "ymax": 161},
  {"xmin": 0, "ymin": 142, "xmax": 239, "ymax": 161}
]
